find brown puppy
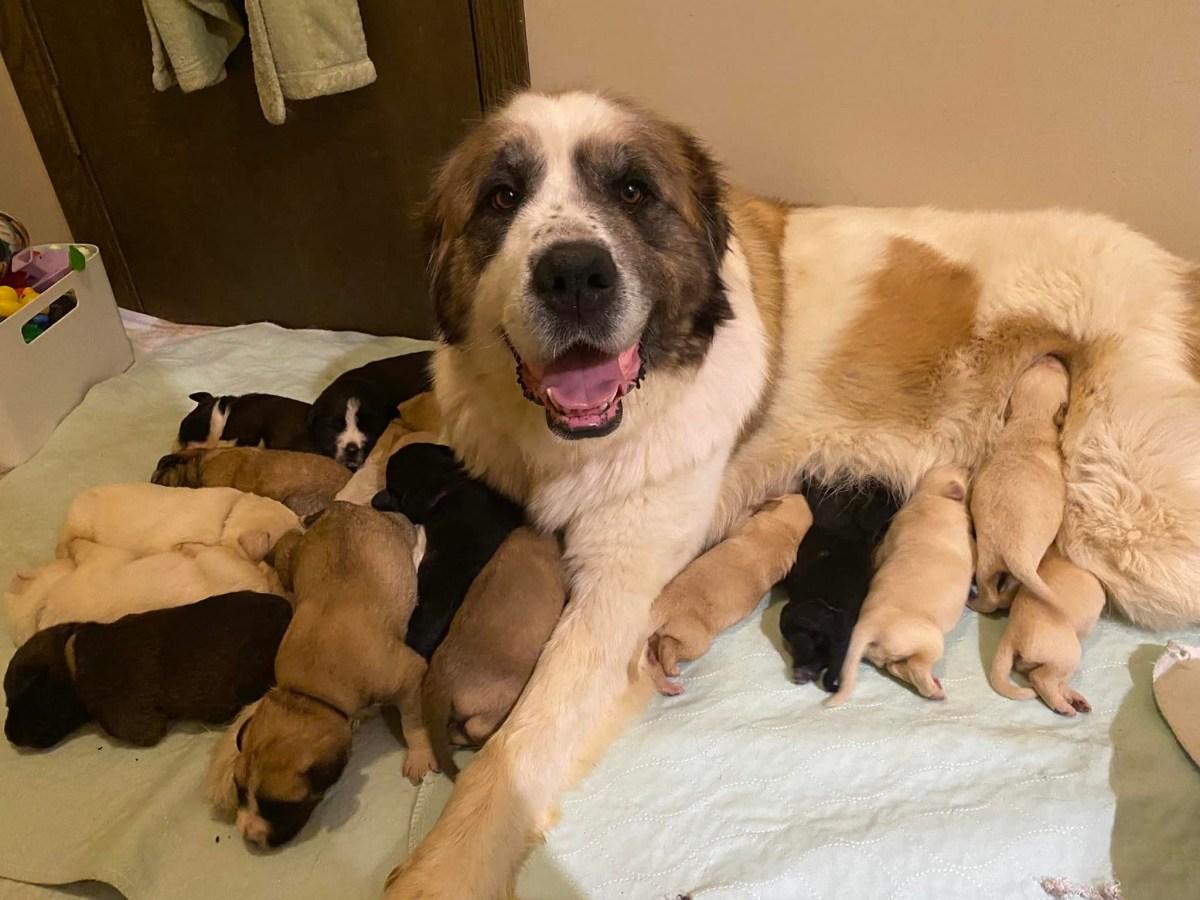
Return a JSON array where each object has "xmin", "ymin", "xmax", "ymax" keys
[
  {"xmin": 647, "ymin": 494, "xmax": 812, "ymax": 695},
  {"xmin": 422, "ymin": 527, "xmax": 565, "ymax": 777},
  {"xmin": 827, "ymin": 466, "xmax": 974, "ymax": 705},
  {"xmin": 989, "ymin": 548, "xmax": 1106, "ymax": 715},
  {"xmin": 970, "ymin": 356, "xmax": 1070, "ymax": 613},
  {"xmin": 151, "ymin": 446, "xmax": 352, "ymax": 516},
  {"xmin": 207, "ymin": 502, "xmax": 433, "ymax": 848}
]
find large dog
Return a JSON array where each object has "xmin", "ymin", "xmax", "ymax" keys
[{"xmin": 384, "ymin": 91, "xmax": 1200, "ymax": 897}]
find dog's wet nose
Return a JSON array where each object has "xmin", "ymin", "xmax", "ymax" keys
[{"xmin": 532, "ymin": 240, "xmax": 617, "ymax": 326}]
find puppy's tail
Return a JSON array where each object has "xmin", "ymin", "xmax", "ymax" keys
[
  {"xmin": 825, "ymin": 623, "xmax": 874, "ymax": 708},
  {"xmin": 420, "ymin": 664, "xmax": 458, "ymax": 779},
  {"xmin": 1007, "ymin": 555, "xmax": 1057, "ymax": 608},
  {"xmin": 988, "ymin": 633, "xmax": 1036, "ymax": 701}
]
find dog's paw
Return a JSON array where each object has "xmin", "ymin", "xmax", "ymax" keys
[
  {"xmin": 402, "ymin": 747, "xmax": 438, "ymax": 784},
  {"xmin": 1064, "ymin": 687, "xmax": 1092, "ymax": 715}
]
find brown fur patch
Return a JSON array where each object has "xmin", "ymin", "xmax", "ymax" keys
[{"xmin": 822, "ymin": 237, "xmax": 981, "ymax": 428}]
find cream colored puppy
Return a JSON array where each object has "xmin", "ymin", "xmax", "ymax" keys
[
  {"xmin": 56, "ymin": 482, "xmax": 299, "ymax": 562},
  {"xmin": 5, "ymin": 542, "xmax": 278, "ymax": 645},
  {"xmin": 827, "ymin": 466, "xmax": 974, "ymax": 705},
  {"xmin": 970, "ymin": 357, "xmax": 1070, "ymax": 613},
  {"xmin": 989, "ymin": 548, "xmax": 1106, "ymax": 715}
]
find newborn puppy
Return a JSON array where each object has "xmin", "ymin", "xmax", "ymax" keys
[
  {"xmin": 176, "ymin": 392, "xmax": 314, "ymax": 452},
  {"xmin": 781, "ymin": 479, "xmax": 901, "ymax": 691},
  {"xmin": 56, "ymin": 483, "xmax": 300, "ymax": 562},
  {"xmin": 971, "ymin": 356, "xmax": 1070, "ymax": 613},
  {"xmin": 372, "ymin": 443, "xmax": 524, "ymax": 659},
  {"xmin": 423, "ymin": 527, "xmax": 565, "ymax": 777},
  {"xmin": 5, "ymin": 543, "xmax": 279, "ymax": 646},
  {"xmin": 152, "ymin": 447, "xmax": 351, "ymax": 516},
  {"xmin": 308, "ymin": 351, "xmax": 433, "ymax": 469},
  {"xmin": 647, "ymin": 494, "xmax": 812, "ymax": 695},
  {"xmin": 5, "ymin": 592, "xmax": 290, "ymax": 749},
  {"xmin": 989, "ymin": 548, "xmax": 1106, "ymax": 715},
  {"xmin": 827, "ymin": 466, "xmax": 974, "ymax": 705},
  {"xmin": 207, "ymin": 502, "xmax": 431, "ymax": 848}
]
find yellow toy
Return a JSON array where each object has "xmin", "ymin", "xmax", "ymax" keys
[{"xmin": 0, "ymin": 285, "xmax": 20, "ymax": 317}]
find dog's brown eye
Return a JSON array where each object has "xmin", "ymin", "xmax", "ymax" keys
[
  {"xmin": 619, "ymin": 180, "xmax": 646, "ymax": 206},
  {"xmin": 491, "ymin": 185, "xmax": 520, "ymax": 211}
]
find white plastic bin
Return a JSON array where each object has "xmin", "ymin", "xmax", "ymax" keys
[{"xmin": 0, "ymin": 245, "xmax": 133, "ymax": 470}]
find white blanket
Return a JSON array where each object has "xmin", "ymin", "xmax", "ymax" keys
[{"xmin": 1, "ymin": 324, "xmax": 1197, "ymax": 900}]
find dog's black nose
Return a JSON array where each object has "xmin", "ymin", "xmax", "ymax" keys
[{"xmin": 532, "ymin": 240, "xmax": 617, "ymax": 325}]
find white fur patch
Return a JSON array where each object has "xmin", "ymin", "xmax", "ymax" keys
[{"xmin": 335, "ymin": 398, "xmax": 367, "ymax": 462}]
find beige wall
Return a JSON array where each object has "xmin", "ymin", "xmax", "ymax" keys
[
  {"xmin": 0, "ymin": 52, "xmax": 71, "ymax": 243},
  {"xmin": 527, "ymin": 1, "xmax": 1200, "ymax": 260}
]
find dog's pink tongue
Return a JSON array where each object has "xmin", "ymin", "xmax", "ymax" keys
[{"xmin": 539, "ymin": 345, "xmax": 639, "ymax": 412}]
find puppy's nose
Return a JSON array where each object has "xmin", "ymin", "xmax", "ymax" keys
[{"xmin": 532, "ymin": 240, "xmax": 617, "ymax": 325}]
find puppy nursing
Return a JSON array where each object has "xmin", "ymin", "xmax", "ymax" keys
[{"xmin": 827, "ymin": 466, "xmax": 974, "ymax": 705}]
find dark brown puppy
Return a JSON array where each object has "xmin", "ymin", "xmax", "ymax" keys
[
  {"xmin": 423, "ymin": 527, "xmax": 565, "ymax": 777},
  {"xmin": 152, "ymin": 446, "xmax": 352, "ymax": 516},
  {"xmin": 4, "ymin": 592, "xmax": 290, "ymax": 749},
  {"xmin": 176, "ymin": 392, "xmax": 315, "ymax": 452}
]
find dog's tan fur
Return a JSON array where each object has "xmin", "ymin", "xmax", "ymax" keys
[
  {"xmin": 646, "ymin": 494, "xmax": 812, "ymax": 695},
  {"xmin": 422, "ymin": 527, "xmax": 565, "ymax": 778},
  {"xmin": 152, "ymin": 446, "xmax": 352, "ymax": 516},
  {"xmin": 207, "ymin": 502, "xmax": 433, "ymax": 847},
  {"xmin": 826, "ymin": 466, "xmax": 974, "ymax": 705},
  {"xmin": 970, "ymin": 357, "xmax": 1070, "ymax": 613},
  {"xmin": 989, "ymin": 548, "xmax": 1107, "ymax": 715}
]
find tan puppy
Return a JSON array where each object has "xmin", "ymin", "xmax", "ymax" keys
[
  {"xmin": 151, "ymin": 446, "xmax": 352, "ymax": 516},
  {"xmin": 335, "ymin": 429, "xmax": 444, "ymax": 506},
  {"xmin": 647, "ymin": 494, "xmax": 813, "ymax": 695},
  {"xmin": 5, "ymin": 542, "xmax": 278, "ymax": 645},
  {"xmin": 207, "ymin": 502, "xmax": 433, "ymax": 848},
  {"xmin": 827, "ymin": 466, "xmax": 974, "ymax": 705},
  {"xmin": 989, "ymin": 548, "xmax": 1106, "ymax": 715},
  {"xmin": 398, "ymin": 390, "xmax": 443, "ymax": 434},
  {"xmin": 56, "ymin": 482, "xmax": 299, "ymax": 562},
  {"xmin": 970, "ymin": 357, "xmax": 1070, "ymax": 613},
  {"xmin": 422, "ymin": 527, "xmax": 565, "ymax": 777}
]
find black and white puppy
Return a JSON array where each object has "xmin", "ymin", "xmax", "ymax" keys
[
  {"xmin": 780, "ymin": 479, "xmax": 900, "ymax": 692},
  {"xmin": 371, "ymin": 442, "xmax": 524, "ymax": 658},
  {"xmin": 4, "ymin": 592, "xmax": 291, "ymax": 749},
  {"xmin": 308, "ymin": 351, "xmax": 433, "ymax": 470},
  {"xmin": 177, "ymin": 392, "xmax": 315, "ymax": 453}
]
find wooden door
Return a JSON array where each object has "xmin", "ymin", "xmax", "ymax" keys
[{"xmin": 1, "ymin": 0, "xmax": 528, "ymax": 337}]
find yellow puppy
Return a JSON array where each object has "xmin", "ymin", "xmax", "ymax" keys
[
  {"xmin": 827, "ymin": 466, "xmax": 973, "ymax": 705},
  {"xmin": 989, "ymin": 548, "xmax": 1106, "ymax": 715},
  {"xmin": 970, "ymin": 357, "xmax": 1069, "ymax": 613}
]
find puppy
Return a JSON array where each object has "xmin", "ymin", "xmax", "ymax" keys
[
  {"xmin": 423, "ymin": 527, "xmax": 565, "ymax": 777},
  {"xmin": 989, "ymin": 548, "xmax": 1106, "ymax": 715},
  {"xmin": 208, "ymin": 502, "xmax": 432, "ymax": 848},
  {"xmin": 781, "ymin": 479, "xmax": 901, "ymax": 691},
  {"xmin": 335, "ymin": 428, "xmax": 443, "ymax": 506},
  {"xmin": 971, "ymin": 356, "xmax": 1070, "ymax": 613},
  {"xmin": 5, "ymin": 592, "xmax": 290, "ymax": 749},
  {"xmin": 827, "ymin": 466, "xmax": 974, "ymax": 705},
  {"xmin": 372, "ymin": 443, "xmax": 524, "ymax": 659},
  {"xmin": 5, "ymin": 542, "xmax": 279, "ymax": 646},
  {"xmin": 152, "ymin": 446, "xmax": 352, "ymax": 516},
  {"xmin": 176, "ymin": 392, "xmax": 314, "ymax": 452},
  {"xmin": 308, "ymin": 351, "xmax": 433, "ymax": 469},
  {"xmin": 56, "ymin": 482, "xmax": 300, "ymax": 562},
  {"xmin": 647, "ymin": 494, "xmax": 813, "ymax": 695}
]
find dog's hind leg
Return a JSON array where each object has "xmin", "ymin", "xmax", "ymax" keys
[{"xmin": 1029, "ymin": 667, "xmax": 1088, "ymax": 716}]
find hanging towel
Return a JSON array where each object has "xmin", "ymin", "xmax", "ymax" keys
[
  {"xmin": 142, "ymin": 0, "xmax": 244, "ymax": 93},
  {"xmin": 244, "ymin": 0, "xmax": 377, "ymax": 125}
]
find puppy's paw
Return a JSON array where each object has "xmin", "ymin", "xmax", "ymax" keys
[
  {"xmin": 402, "ymin": 747, "xmax": 438, "ymax": 784},
  {"xmin": 646, "ymin": 634, "xmax": 684, "ymax": 696},
  {"xmin": 1064, "ymin": 688, "xmax": 1092, "ymax": 715}
]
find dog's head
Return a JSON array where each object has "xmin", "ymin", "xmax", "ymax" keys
[
  {"xmin": 211, "ymin": 690, "xmax": 351, "ymax": 848},
  {"xmin": 4, "ymin": 624, "xmax": 89, "ymax": 749},
  {"xmin": 176, "ymin": 392, "xmax": 231, "ymax": 451},
  {"xmin": 309, "ymin": 384, "xmax": 395, "ymax": 470},
  {"xmin": 373, "ymin": 443, "xmax": 462, "ymax": 523},
  {"xmin": 426, "ymin": 91, "xmax": 732, "ymax": 440}
]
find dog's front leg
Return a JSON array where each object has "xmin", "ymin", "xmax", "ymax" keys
[{"xmin": 383, "ymin": 460, "xmax": 723, "ymax": 899}]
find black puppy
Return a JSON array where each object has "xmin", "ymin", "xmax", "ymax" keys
[
  {"xmin": 4, "ymin": 592, "xmax": 291, "ymax": 749},
  {"xmin": 308, "ymin": 351, "xmax": 433, "ymax": 470},
  {"xmin": 177, "ymin": 392, "xmax": 314, "ymax": 452},
  {"xmin": 780, "ymin": 479, "xmax": 900, "ymax": 692},
  {"xmin": 372, "ymin": 442, "xmax": 524, "ymax": 658}
]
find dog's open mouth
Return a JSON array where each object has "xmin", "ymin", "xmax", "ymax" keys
[{"xmin": 508, "ymin": 338, "xmax": 644, "ymax": 439}]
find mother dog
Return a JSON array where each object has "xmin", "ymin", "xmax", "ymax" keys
[{"xmin": 386, "ymin": 91, "xmax": 1200, "ymax": 897}]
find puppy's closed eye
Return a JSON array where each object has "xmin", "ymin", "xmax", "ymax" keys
[{"xmin": 304, "ymin": 754, "xmax": 347, "ymax": 794}]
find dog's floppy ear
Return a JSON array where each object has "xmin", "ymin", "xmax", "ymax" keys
[
  {"xmin": 371, "ymin": 489, "xmax": 401, "ymax": 512},
  {"xmin": 672, "ymin": 123, "xmax": 730, "ymax": 267},
  {"xmin": 266, "ymin": 529, "xmax": 303, "ymax": 590},
  {"xmin": 304, "ymin": 751, "xmax": 348, "ymax": 795},
  {"xmin": 235, "ymin": 714, "xmax": 253, "ymax": 753},
  {"xmin": 944, "ymin": 479, "xmax": 967, "ymax": 503},
  {"xmin": 188, "ymin": 392, "xmax": 213, "ymax": 404}
]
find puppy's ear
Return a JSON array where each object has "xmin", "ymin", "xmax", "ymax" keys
[
  {"xmin": 238, "ymin": 530, "xmax": 271, "ymax": 563},
  {"xmin": 944, "ymin": 479, "xmax": 967, "ymax": 503},
  {"xmin": 235, "ymin": 714, "xmax": 253, "ymax": 753},
  {"xmin": 301, "ymin": 509, "xmax": 327, "ymax": 529},
  {"xmin": 372, "ymin": 489, "xmax": 401, "ymax": 512},
  {"xmin": 188, "ymin": 392, "xmax": 213, "ymax": 404},
  {"xmin": 266, "ymin": 530, "xmax": 303, "ymax": 590},
  {"xmin": 304, "ymin": 752, "xmax": 348, "ymax": 795},
  {"xmin": 1054, "ymin": 401, "xmax": 1068, "ymax": 430}
]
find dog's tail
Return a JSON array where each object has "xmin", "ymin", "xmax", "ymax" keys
[
  {"xmin": 1006, "ymin": 553, "xmax": 1057, "ymax": 608},
  {"xmin": 988, "ymin": 632, "xmax": 1036, "ymax": 701},
  {"xmin": 420, "ymin": 663, "xmax": 458, "ymax": 779},
  {"xmin": 825, "ymin": 622, "xmax": 874, "ymax": 707}
]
